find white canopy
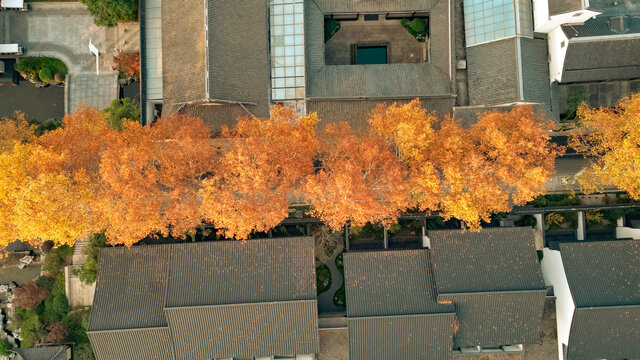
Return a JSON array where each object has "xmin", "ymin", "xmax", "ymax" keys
[
  {"xmin": 1, "ymin": 0, "xmax": 23, "ymax": 8},
  {"xmin": 0, "ymin": 44, "xmax": 19, "ymax": 53}
]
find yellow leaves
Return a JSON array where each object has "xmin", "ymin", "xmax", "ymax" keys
[
  {"xmin": 0, "ymin": 112, "xmax": 35, "ymax": 153},
  {"xmin": 305, "ymin": 122, "xmax": 411, "ymax": 231},
  {"xmin": 571, "ymin": 93, "xmax": 640, "ymax": 199}
]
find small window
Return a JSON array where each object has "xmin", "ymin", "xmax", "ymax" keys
[
  {"xmin": 561, "ymin": 41, "xmax": 566, "ymax": 48},
  {"xmin": 364, "ymin": 14, "xmax": 379, "ymax": 21}
]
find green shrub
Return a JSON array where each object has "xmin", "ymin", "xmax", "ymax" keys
[
  {"xmin": 42, "ymin": 245, "xmax": 73, "ymax": 276},
  {"xmin": 15, "ymin": 57, "xmax": 67, "ymax": 78},
  {"xmin": 324, "ymin": 18, "xmax": 341, "ymax": 42},
  {"xmin": 35, "ymin": 275, "xmax": 55, "ymax": 291},
  {"xmin": 42, "ymin": 294, "xmax": 69, "ymax": 324},
  {"xmin": 410, "ymin": 18, "xmax": 427, "ymax": 35},
  {"xmin": 537, "ymin": 250, "xmax": 544, "ymax": 262},
  {"xmin": 74, "ymin": 342, "xmax": 95, "ymax": 360},
  {"xmin": 316, "ymin": 263, "xmax": 332, "ymax": 294},
  {"xmin": 75, "ymin": 233, "xmax": 108, "ymax": 285},
  {"xmin": 15, "ymin": 308, "xmax": 42, "ymax": 347},
  {"xmin": 101, "ymin": 98, "xmax": 141, "ymax": 130},
  {"xmin": 0, "ymin": 338, "xmax": 11, "ymax": 356},
  {"xmin": 515, "ymin": 214, "xmax": 537, "ymax": 227},
  {"xmin": 35, "ymin": 119, "xmax": 62, "ymax": 136},
  {"xmin": 335, "ymin": 252, "xmax": 344, "ymax": 274},
  {"xmin": 39, "ymin": 68, "xmax": 53, "ymax": 82},
  {"xmin": 80, "ymin": 0, "xmax": 138, "ymax": 27}
]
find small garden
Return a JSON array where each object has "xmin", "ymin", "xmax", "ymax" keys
[
  {"xmin": 15, "ymin": 57, "xmax": 67, "ymax": 87},
  {"xmin": 5, "ymin": 245, "xmax": 94, "ymax": 359},
  {"xmin": 333, "ymin": 252, "xmax": 345, "ymax": 307},
  {"xmin": 401, "ymin": 17, "xmax": 428, "ymax": 42},
  {"xmin": 324, "ymin": 18, "xmax": 341, "ymax": 42}
]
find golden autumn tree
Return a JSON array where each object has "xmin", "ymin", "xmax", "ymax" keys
[
  {"xmin": 0, "ymin": 112, "xmax": 35, "ymax": 153},
  {"xmin": 5, "ymin": 107, "xmax": 110, "ymax": 248},
  {"xmin": 199, "ymin": 105, "xmax": 320, "ymax": 239},
  {"xmin": 570, "ymin": 93, "xmax": 640, "ymax": 198},
  {"xmin": 0, "ymin": 144, "xmax": 30, "ymax": 248},
  {"xmin": 96, "ymin": 113, "xmax": 216, "ymax": 246},
  {"xmin": 369, "ymin": 100, "xmax": 562, "ymax": 229},
  {"xmin": 305, "ymin": 123, "xmax": 411, "ymax": 231}
]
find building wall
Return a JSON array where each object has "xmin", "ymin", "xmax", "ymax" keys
[
  {"xmin": 548, "ymin": 26, "xmax": 569, "ymax": 83},
  {"xmin": 541, "ymin": 248, "xmax": 575, "ymax": 360}
]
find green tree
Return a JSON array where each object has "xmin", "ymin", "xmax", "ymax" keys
[
  {"xmin": 75, "ymin": 233, "xmax": 107, "ymax": 285},
  {"xmin": 102, "ymin": 98, "xmax": 141, "ymax": 130},
  {"xmin": 80, "ymin": 0, "xmax": 138, "ymax": 27}
]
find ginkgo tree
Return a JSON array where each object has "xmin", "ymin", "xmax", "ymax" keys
[
  {"xmin": 199, "ymin": 105, "xmax": 320, "ymax": 239},
  {"xmin": 368, "ymin": 100, "xmax": 562, "ymax": 229},
  {"xmin": 570, "ymin": 93, "xmax": 640, "ymax": 198},
  {"xmin": 305, "ymin": 122, "xmax": 411, "ymax": 231}
]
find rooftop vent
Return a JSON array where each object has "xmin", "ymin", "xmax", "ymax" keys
[{"xmin": 608, "ymin": 16, "xmax": 628, "ymax": 34}]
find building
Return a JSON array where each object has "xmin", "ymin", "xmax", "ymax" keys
[
  {"xmin": 13, "ymin": 346, "xmax": 71, "ymax": 360},
  {"xmin": 343, "ymin": 227, "xmax": 546, "ymax": 358},
  {"xmin": 344, "ymin": 249, "xmax": 456, "ymax": 360},
  {"xmin": 533, "ymin": 0, "xmax": 640, "ymax": 115},
  {"xmin": 141, "ymin": 0, "xmax": 456, "ymax": 129},
  {"xmin": 457, "ymin": 0, "xmax": 553, "ymax": 119},
  {"xmin": 429, "ymin": 227, "xmax": 547, "ymax": 353},
  {"xmin": 87, "ymin": 237, "xmax": 319, "ymax": 360},
  {"xmin": 541, "ymin": 240, "xmax": 640, "ymax": 360}
]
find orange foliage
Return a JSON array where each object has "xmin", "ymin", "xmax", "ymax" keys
[
  {"xmin": 369, "ymin": 100, "xmax": 562, "ymax": 229},
  {"xmin": 570, "ymin": 94, "xmax": 640, "ymax": 198},
  {"xmin": 199, "ymin": 105, "xmax": 320, "ymax": 239},
  {"xmin": 305, "ymin": 123, "xmax": 411, "ymax": 230},
  {"xmin": 96, "ymin": 113, "xmax": 216, "ymax": 246},
  {"xmin": 0, "ymin": 112, "xmax": 35, "ymax": 153},
  {"xmin": 114, "ymin": 52, "xmax": 140, "ymax": 77}
]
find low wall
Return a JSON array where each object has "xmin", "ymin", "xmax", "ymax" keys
[{"xmin": 64, "ymin": 266, "xmax": 95, "ymax": 308}]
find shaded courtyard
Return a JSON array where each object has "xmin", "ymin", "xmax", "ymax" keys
[{"xmin": 325, "ymin": 17, "xmax": 427, "ymax": 65}]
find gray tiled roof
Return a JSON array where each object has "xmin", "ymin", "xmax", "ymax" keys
[
  {"xmin": 467, "ymin": 38, "xmax": 520, "ymax": 106},
  {"xmin": 348, "ymin": 314, "xmax": 456, "ymax": 360},
  {"xmin": 305, "ymin": 0, "xmax": 453, "ymax": 100},
  {"xmin": 88, "ymin": 237, "xmax": 318, "ymax": 360},
  {"xmin": 307, "ymin": 97, "xmax": 454, "ymax": 131},
  {"xmin": 312, "ymin": 0, "xmax": 436, "ymax": 13},
  {"xmin": 439, "ymin": 290, "xmax": 547, "ymax": 348},
  {"xmin": 344, "ymin": 250, "xmax": 456, "ymax": 360},
  {"xmin": 165, "ymin": 237, "xmax": 316, "ymax": 308},
  {"xmin": 161, "ymin": 0, "xmax": 207, "ymax": 113},
  {"xmin": 549, "ymin": 0, "xmax": 585, "ymax": 15},
  {"xmin": 88, "ymin": 245, "xmax": 171, "ymax": 331},
  {"xmin": 307, "ymin": 64, "xmax": 452, "ymax": 99},
  {"xmin": 344, "ymin": 250, "xmax": 454, "ymax": 317},
  {"xmin": 88, "ymin": 328, "xmax": 176, "ymax": 360},
  {"xmin": 453, "ymin": 102, "xmax": 554, "ymax": 128},
  {"xmin": 561, "ymin": 37, "xmax": 640, "ymax": 83},
  {"xmin": 559, "ymin": 240, "xmax": 640, "ymax": 307},
  {"xmin": 429, "ymin": 228, "xmax": 546, "ymax": 348},
  {"xmin": 562, "ymin": 16, "xmax": 640, "ymax": 38},
  {"xmin": 166, "ymin": 301, "xmax": 319, "ymax": 360},
  {"xmin": 568, "ymin": 306, "xmax": 640, "ymax": 360},
  {"xmin": 429, "ymin": 228, "xmax": 546, "ymax": 294},
  {"xmin": 14, "ymin": 346, "xmax": 68, "ymax": 360},
  {"xmin": 207, "ymin": 0, "xmax": 271, "ymax": 111}
]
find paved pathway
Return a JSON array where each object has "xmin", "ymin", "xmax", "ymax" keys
[
  {"xmin": 2, "ymin": 3, "xmax": 140, "ymax": 112},
  {"xmin": 317, "ymin": 251, "xmax": 345, "ymax": 313}
]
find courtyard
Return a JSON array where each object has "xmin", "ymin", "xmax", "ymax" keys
[{"xmin": 324, "ymin": 15, "xmax": 428, "ymax": 65}]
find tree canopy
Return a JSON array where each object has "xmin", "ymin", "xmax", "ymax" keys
[
  {"xmin": 0, "ymin": 100, "xmax": 563, "ymax": 249},
  {"xmin": 80, "ymin": 0, "xmax": 138, "ymax": 27},
  {"xmin": 570, "ymin": 93, "xmax": 640, "ymax": 198}
]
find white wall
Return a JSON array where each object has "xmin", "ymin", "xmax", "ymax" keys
[
  {"xmin": 541, "ymin": 248, "xmax": 575, "ymax": 360},
  {"xmin": 536, "ymin": 9, "xmax": 600, "ymax": 33},
  {"xmin": 532, "ymin": 0, "xmax": 550, "ymax": 32},
  {"xmin": 548, "ymin": 26, "xmax": 569, "ymax": 83},
  {"xmin": 616, "ymin": 227, "xmax": 640, "ymax": 240}
]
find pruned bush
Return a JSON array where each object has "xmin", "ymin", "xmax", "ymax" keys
[
  {"xmin": 42, "ymin": 245, "xmax": 73, "ymax": 276},
  {"xmin": 13, "ymin": 282, "xmax": 50, "ymax": 310},
  {"xmin": 411, "ymin": 18, "xmax": 427, "ymax": 35},
  {"xmin": 39, "ymin": 68, "xmax": 53, "ymax": 82},
  {"xmin": 401, "ymin": 17, "xmax": 428, "ymax": 42},
  {"xmin": 46, "ymin": 322, "xmax": 69, "ymax": 345},
  {"xmin": 54, "ymin": 73, "xmax": 65, "ymax": 83}
]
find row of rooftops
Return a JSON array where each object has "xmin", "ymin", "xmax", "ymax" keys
[{"xmin": 86, "ymin": 227, "xmax": 640, "ymax": 360}]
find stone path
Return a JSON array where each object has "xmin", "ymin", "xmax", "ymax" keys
[
  {"xmin": 317, "ymin": 251, "xmax": 345, "ymax": 313},
  {"xmin": 2, "ymin": 3, "xmax": 140, "ymax": 112}
]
